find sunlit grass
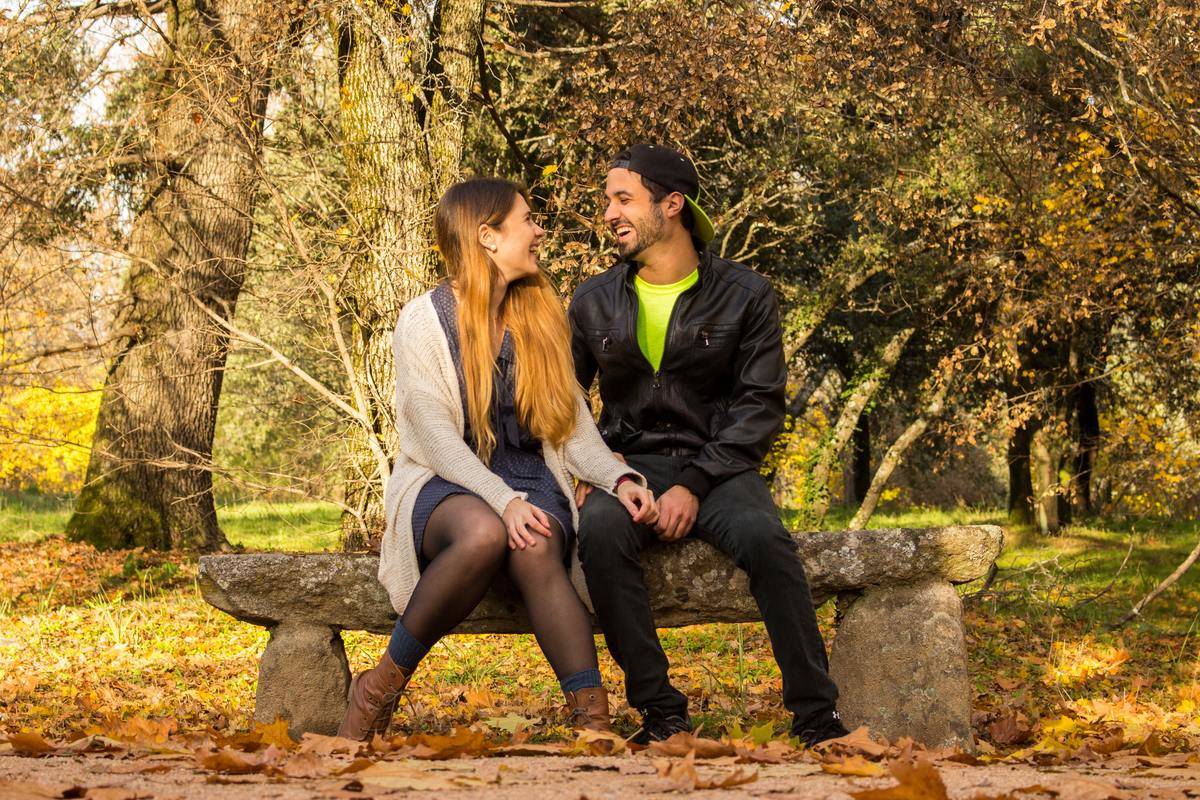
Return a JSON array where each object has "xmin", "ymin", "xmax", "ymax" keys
[{"xmin": 0, "ymin": 493, "xmax": 342, "ymax": 551}]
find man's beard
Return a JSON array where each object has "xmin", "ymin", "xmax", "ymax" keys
[{"xmin": 618, "ymin": 204, "xmax": 666, "ymax": 259}]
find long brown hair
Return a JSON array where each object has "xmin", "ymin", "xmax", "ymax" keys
[{"xmin": 434, "ymin": 178, "xmax": 577, "ymax": 462}]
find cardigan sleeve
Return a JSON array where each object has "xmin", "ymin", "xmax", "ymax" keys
[
  {"xmin": 561, "ymin": 390, "xmax": 646, "ymax": 497},
  {"xmin": 394, "ymin": 313, "xmax": 525, "ymax": 517}
]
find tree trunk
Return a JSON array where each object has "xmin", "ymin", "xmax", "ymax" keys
[
  {"xmin": 1007, "ymin": 416, "xmax": 1038, "ymax": 528},
  {"xmin": 850, "ymin": 412, "xmax": 871, "ymax": 505},
  {"xmin": 67, "ymin": 0, "xmax": 299, "ymax": 550},
  {"xmin": 1072, "ymin": 380, "xmax": 1101, "ymax": 517},
  {"xmin": 332, "ymin": 0, "xmax": 486, "ymax": 548},
  {"xmin": 808, "ymin": 327, "xmax": 914, "ymax": 525},
  {"xmin": 849, "ymin": 377, "xmax": 950, "ymax": 530},
  {"xmin": 1031, "ymin": 427, "xmax": 1060, "ymax": 535}
]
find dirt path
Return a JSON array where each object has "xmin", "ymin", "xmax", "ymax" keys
[{"xmin": 5, "ymin": 751, "xmax": 1200, "ymax": 799}]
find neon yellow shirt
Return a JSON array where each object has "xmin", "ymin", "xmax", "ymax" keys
[{"xmin": 634, "ymin": 269, "xmax": 699, "ymax": 371}]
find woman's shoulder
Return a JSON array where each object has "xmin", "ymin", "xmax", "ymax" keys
[{"xmin": 393, "ymin": 290, "xmax": 440, "ymax": 339}]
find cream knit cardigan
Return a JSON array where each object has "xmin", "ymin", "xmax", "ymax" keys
[{"xmin": 378, "ymin": 291, "xmax": 641, "ymax": 615}]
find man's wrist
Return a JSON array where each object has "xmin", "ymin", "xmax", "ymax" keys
[{"xmin": 673, "ymin": 467, "xmax": 711, "ymax": 501}]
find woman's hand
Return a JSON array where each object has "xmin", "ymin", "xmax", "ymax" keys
[
  {"xmin": 617, "ymin": 479, "xmax": 658, "ymax": 526},
  {"xmin": 503, "ymin": 497, "xmax": 554, "ymax": 550}
]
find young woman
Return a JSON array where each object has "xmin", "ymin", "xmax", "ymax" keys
[{"xmin": 338, "ymin": 178, "xmax": 657, "ymax": 741}]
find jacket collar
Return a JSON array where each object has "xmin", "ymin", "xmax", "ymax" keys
[{"xmin": 618, "ymin": 247, "xmax": 714, "ymax": 289}]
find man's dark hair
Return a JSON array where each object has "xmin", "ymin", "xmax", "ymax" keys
[{"xmin": 639, "ymin": 174, "xmax": 696, "ymax": 234}]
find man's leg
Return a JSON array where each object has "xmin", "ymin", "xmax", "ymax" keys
[
  {"xmin": 576, "ymin": 455, "xmax": 688, "ymax": 718},
  {"xmin": 692, "ymin": 471, "xmax": 841, "ymax": 731}
]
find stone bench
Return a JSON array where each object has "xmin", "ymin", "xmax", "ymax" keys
[{"xmin": 199, "ymin": 525, "xmax": 1002, "ymax": 748}]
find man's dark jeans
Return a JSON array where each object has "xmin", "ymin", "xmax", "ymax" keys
[{"xmin": 577, "ymin": 454, "xmax": 839, "ymax": 728}]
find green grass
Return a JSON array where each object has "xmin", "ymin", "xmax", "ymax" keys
[
  {"xmin": 0, "ymin": 493, "xmax": 342, "ymax": 551},
  {"xmin": 219, "ymin": 499, "xmax": 341, "ymax": 551},
  {"xmin": 0, "ymin": 492, "xmax": 74, "ymax": 543}
]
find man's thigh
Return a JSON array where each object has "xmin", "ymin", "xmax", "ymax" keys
[{"xmin": 693, "ymin": 469, "xmax": 790, "ymax": 552}]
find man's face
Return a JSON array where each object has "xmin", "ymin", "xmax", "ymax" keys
[{"xmin": 604, "ymin": 167, "xmax": 667, "ymax": 260}]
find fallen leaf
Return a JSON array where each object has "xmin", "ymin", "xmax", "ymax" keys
[
  {"xmin": 819, "ymin": 726, "xmax": 890, "ymax": 757},
  {"xmin": 298, "ymin": 733, "xmax": 368, "ymax": 758},
  {"xmin": 280, "ymin": 750, "xmax": 330, "ymax": 779},
  {"xmin": 4, "ymin": 732, "xmax": 57, "ymax": 755},
  {"xmin": 354, "ymin": 762, "xmax": 485, "ymax": 790},
  {"xmin": 647, "ymin": 732, "xmax": 736, "ymax": 759},
  {"xmin": 821, "ymin": 755, "xmax": 887, "ymax": 777},
  {"xmin": 988, "ymin": 712, "xmax": 1033, "ymax": 746},
  {"xmin": 655, "ymin": 750, "xmax": 758, "ymax": 792},
  {"xmin": 570, "ymin": 728, "xmax": 627, "ymax": 756},
  {"xmin": 84, "ymin": 788, "xmax": 152, "ymax": 800},
  {"xmin": 849, "ymin": 758, "xmax": 950, "ymax": 800},
  {"xmin": 196, "ymin": 746, "xmax": 264, "ymax": 774},
  {"xmin": 0, "ymin": 780, "xmax": 76, "ymax": 798}
]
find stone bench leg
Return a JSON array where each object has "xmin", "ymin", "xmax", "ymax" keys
[
  {"xmin": 828, "ymin": 578, "xmax": 974, "ymax": 751},
  {"xmin": 254, "ymin": 621, "xmax": 351, "ymax": 739}
]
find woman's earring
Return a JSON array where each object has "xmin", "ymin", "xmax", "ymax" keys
[{"xmin": 486, "ymin": 244, "xmax": 498, "ymax": 252}]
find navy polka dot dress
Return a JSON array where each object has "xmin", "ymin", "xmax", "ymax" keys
[{"xmin": 410, "ymin": 281, "xmax": 575, "ymax": 569}]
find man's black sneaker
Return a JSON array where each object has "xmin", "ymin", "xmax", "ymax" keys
[
  {"xmin": 630, "ymin": 711, "xmax": 692, "ymax": 745},
  {"xmin": 791, "ymin": 712, "xmax": 849, "ymax": 748}
]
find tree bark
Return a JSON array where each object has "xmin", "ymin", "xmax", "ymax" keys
[
  {"xmin": 1007, "ymin": 415, "xmax": 1038, "ymax": 528},
  {"xmin": 332, "ymin": 0, "xmax": 486, "ymax": 548},
  {"xmin": 1072, "ymin": 380, "xmax": 1101, "ymax": 517},
  {"xmin": 850, "ymin": 411, "xmax": 871, "ymax": 505},
  {"xmin": 808, "ymin": 327, "xmax": 914, "ymax": 525},
  {"xmin": 849, "ymin": 377, "xmax": 950, "ymax": 530},
  {"xmin": 67, "ymin": 0, "xmax": 300, "ymax": 550},
  {"xmin": 1031, "ymin": 427, "xmax": 1060, "ymax": 535}
]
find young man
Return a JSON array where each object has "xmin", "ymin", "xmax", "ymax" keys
[{"xmin": 568, "ymin": 144, "xmax": 847, "ymax": 746}]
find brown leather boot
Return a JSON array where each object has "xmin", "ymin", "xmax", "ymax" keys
[
  {"xmin": 337, "ymin": 651, "xmax": 413, "ymax": 741},
  {"xmin": 564, "ymin": 685, "xmax": 613, "ymax": 732}
]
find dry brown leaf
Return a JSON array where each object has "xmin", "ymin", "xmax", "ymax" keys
[
  {"xmin": 298, "ymin": 733, "xmax": 368, "ymax": 758},
  {"xmin": 354, "ymin": 761, "xmax": 485, "ymax": 791},
  {"xmin": 403, "ymin": 727, "xmax": 491, "ymax": 760},
  {"xmin": 734, "ymin": 739, "xmax": 804, "ymax": 764},
  {"xmin": 0, "ymin": 780, "xmax": 76, "ymax": 798},
  {"xmin": 655, "ymin": 751, "xmax": 758, "ymax": 792},
  {"xmin": 84, "ymin": 788, "xmax": 152, "ymax": 800},
  {"xmin": 821, "ymin": 754, "xmax": 888, "ymax": 777},
  {"xmin": 819, "ymin": 726, "xmax": 890, "ymax": 757},
  {"xmin": 333, "ymin": 757, "xmax": 377, "ymax": 775},
  {"xmin": 254, "ymin": 718, "xmax": 298, "ymax": 751},
  {"xmin": 988, "ymin": 712, "xmax": 1033, "ymax": 746},
  {"xmin": 492, "ymin": 742, "xmax": 571, "ymax": 757},
  {"xmin": 280, "ymin": 750, "xmax": 330, "ymax": 779},
  {"xmin": 196, "ymin": 746, "xmax": 264, "ymax": 774},
  {"xmin": 570, "ymin": 728, "xmax": 628, "ymax": 756},
  {"xmin": 5, "ymin": 731, "xmax": 58, "ymax": 755},
  {"xmin": 849, "ymin": 758, "xmax": 950, "ymax": 800},
  {"xmin": 1033, "ymin": 776, "xmax": 1133, "ymax": 800},
  {"xmin": 647, "ymin": 732, "xmax": 736, "ymax": 759}
]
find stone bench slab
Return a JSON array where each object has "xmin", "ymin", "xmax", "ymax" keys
[
  {"xmin": 199, "ymin": 525, "xmax": 1002, "ymax": 634},
  {"xmin": 198, "ymin": 524, "xmax": 1003, "ymax": 749}
]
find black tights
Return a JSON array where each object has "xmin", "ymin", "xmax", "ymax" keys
[{"xmin": 397, "ymin": 494, "xmax": 598, "ymax": 680}]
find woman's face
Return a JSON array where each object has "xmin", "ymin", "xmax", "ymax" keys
[{"xmin": 481, "ymin": 194, "xmax": 545, "ymax": 284}]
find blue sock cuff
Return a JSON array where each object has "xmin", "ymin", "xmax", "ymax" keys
[
  {"xmin": 387, "ymin": 619, "xmax": 430, "ymax": 671},
  {"xmin": 560, "ymin": 668, "xmax": 603, "ymax": 695}
]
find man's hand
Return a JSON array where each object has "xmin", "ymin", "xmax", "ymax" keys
[
  {"xmin": 654, "ymin": 485, "xmax": 699, "ymax": 541},
  {"xmin": 575, "ymin": 452, "xmax": 626, "ymax": 509}
]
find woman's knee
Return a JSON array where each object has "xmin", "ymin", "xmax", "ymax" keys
[
  {"xmin": 506, "ymin": 532, "xmax": 565, "ymax": 577},
  {"xmin": 450, "ymin": 510, "xmax": 508, "ymax": 563}
]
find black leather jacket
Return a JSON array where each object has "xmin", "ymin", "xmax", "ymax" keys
[{"xmin": 567, "ymin": 250, "xmax": 786, "ymax": 500}]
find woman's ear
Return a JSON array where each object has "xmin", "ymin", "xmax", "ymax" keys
[{"xmin": 478, "ymin": 223, "xmax": 498, "ymax": 253}]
